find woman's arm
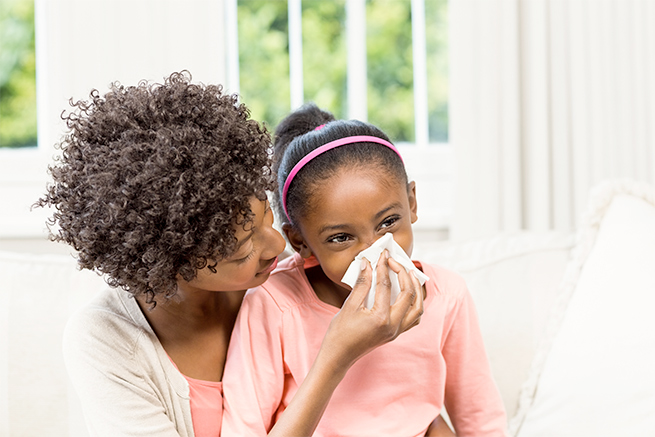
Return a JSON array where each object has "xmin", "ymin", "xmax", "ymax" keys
[
  {"xmin": 63, "ymin": 307, "xmax": 190, "ymax": 437},
  {"xmin": 267, "ymin": 252, "xmax": 424, "ymax": 437}
]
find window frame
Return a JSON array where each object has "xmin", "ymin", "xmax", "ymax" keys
[{"xmin": 0, "ymin": 0, "xmax": 52, "ymax": 239}]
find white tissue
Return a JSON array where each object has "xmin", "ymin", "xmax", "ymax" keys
[{"xmin": 341, "ymin": 233, "xmax": 429, "ymax": 309}]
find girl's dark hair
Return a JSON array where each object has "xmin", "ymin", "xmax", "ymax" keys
[
  {"xmin": 272, "ymin": 103, "xmax": 407, "ymax": 225},
  {"xmin": 36, "ymin": 71, "xmax": 274, "ymax": 304}
]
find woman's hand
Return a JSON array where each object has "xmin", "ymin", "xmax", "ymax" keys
[{"xmin": 320, "ymin": 249, "xmax": 425, "ymax": 370}]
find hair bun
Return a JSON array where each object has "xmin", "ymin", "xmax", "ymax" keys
[{"xmin": 273, "ymin": 103, "xmax": 335, "ymax": 165}]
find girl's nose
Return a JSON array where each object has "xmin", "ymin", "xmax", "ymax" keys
[{"xmin": 361, "ymin": 234, "xmax": 379, "ymax": 251}]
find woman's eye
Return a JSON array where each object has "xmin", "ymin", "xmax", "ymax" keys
[
  {"xmin": 236, "ymin": 248, "xmax": 256, "ymax": 264},
  {"xmin": 327, "ymin": 233, "xmax": 351, "ymax": 244}
]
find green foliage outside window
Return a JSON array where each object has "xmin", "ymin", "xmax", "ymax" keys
[
  {"xmin": 237, "ymin": 0, "xmax": 448, "ymax": 141},
  {"xmin": 0, "ymin": 0, "xmax": 37, "ymax": 148},
  {"xmin": 238, "ymin": 1, "xmax": 292, "ymax": 132},
  {"xmin": 301, "ymin": 0, "xmax": 348, "ymax": 122},
  {"xmin": 425, "ymin": 0, "xmax": 448, "ymax": 142},
  {"xmin": 367, "ymin": 0, "xmax": 414, "ymax": 142}
]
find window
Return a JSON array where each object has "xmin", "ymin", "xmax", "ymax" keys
[
  {"xmin": 0, "ymin": 0, "xmax": 37, "ymax": 149},
  {"xmin": 0, "ymin": 0, "xmax": 451, "ymax": 238},
  {"xmin": 0, "ymin": 0, "xmax": 52, "ymax": 239},
  {"xmin": 234, "ymin": 0, "xmax": 448, "ymax": 144},
  {"xmin": 232, "ymin": 0, "xmax": 452, "ymax": 231}
]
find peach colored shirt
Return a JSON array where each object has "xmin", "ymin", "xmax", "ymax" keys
[
  {"xmin": 168, "ymin": 356, "xmax": 223, "ymax": 437},
  {"xmin": 184, "ymin": 377, "xmax": 222, "ymax": 437},
  {"xmin": 222, "ymin": 253, "xmax": 507, "ymax": 437}
]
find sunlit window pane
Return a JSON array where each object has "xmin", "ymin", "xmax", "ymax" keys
[
  {"xmin": 426, "ymin": 0, "xmax": 448, "ymax": 142},
  {"xmin": 0, "ymin": 0, "xmax": 36, "ymax": 148},
  {"xmin": 301, "ymin": 0, "xmax": 347, "ymax": 120},
  {"xmin": 366, "ymin": 0, "xmax": 414, "ymax": 143},
  {"xmin": 237, "ymin": 0, "xmax": 448, "ymax": 143},
  {"xmin": 237, "ymin": 0, "xmax": 290, "ymax": 129}
]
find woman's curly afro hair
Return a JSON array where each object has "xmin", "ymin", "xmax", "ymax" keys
[{"xmin": 36, "ymin": 71, "xmax": 275, "ymax": 304}]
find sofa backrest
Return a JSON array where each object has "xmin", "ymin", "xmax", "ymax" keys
[
  {"xmin": 414, "ymin": 231, "xmax": 574, "ymax": 419},
  {"xmin": 0, "ymin": 251, "xmax": 105, "ymax": 437}
]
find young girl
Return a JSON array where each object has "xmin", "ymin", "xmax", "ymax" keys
[
  {"xmin": 37, "ymin": 73, "xmax": 424, "ymax": 437},
  {"xmin": 222, "ymin": 104, "xmax": 507, "ymax": 436}
]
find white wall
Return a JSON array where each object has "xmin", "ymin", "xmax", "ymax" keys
[{"xmin": 0, "ymin": 0, "xmax": 228, "ymax": 239}]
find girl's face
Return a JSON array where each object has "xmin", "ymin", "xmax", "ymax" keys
[
  {"xmin": 287, "ymin": 165, "xmax": 417, "ymax": 293},
  {"xmin": 179, "ymin": 196, "xmax": 286, "ymax": 293}
]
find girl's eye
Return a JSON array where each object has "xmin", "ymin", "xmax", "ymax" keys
[
  {"xmin": 379, "ymin": 215, "xmax": 400, "ymax": 230},
  {"xmin": 326, "ymin": 233, "xmax": 351, "ymax": 244}
]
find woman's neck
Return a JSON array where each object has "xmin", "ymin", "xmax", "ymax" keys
[
  {"xmin": 136, "ymin": 289, "xmax": 246, "ymax": 381},
  {"xmin": 138, "ymin": 288, "xmax": 243, "ymax": 325}
]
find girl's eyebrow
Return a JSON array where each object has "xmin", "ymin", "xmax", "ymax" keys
[
  {"xmin": 318, "ymin": 223, "xmax": 349, "ymax": 235},
  {"xmin": 374, "ymin": 203, "xmax": 402, "ymax": 220}
]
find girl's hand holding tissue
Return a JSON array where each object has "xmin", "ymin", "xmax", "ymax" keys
[
  {"xmin": 319, "ymin": 249, "xmax": 424, "ymax": 369},
  {"xmin": 342, "ymin": 233, "xmax": 430, "ymax": 309}
]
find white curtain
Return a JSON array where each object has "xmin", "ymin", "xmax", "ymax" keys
[{"xmin": 449, "ymin": 0, "xmax": 655, "ymax": 241}]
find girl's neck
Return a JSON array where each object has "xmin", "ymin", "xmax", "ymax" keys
[{"xmin": 305, "ymin": 265, "xmax": 351, "ymax": 308}]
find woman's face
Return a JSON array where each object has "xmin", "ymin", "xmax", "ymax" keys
[
  {"xmin": 289, "ymin": 165, "xmax": 417, "ymax": 293},
  {"xmin": 180, "ymin": 196, "xmax": 286, "ymax": 293}
]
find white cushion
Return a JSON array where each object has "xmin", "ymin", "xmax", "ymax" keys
[
  {"xmin": 415, "ymin": 231, "xmax": 574, "ymax": 419},
  {"xmin": 510, "ymin": 180, "xmax": 655, "ymax": 436},
  {"xmin": 0, "ymin": 251, "xmax": 105, "ymax": 437}
]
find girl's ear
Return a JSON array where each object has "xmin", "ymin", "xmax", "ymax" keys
[
  {"xmin": 282, "ymin": 223, "xmax": 313, "ymax": 258},
  {"xmin": 408, "ymin": 181, "xmax": 418, "ymax": 224}
]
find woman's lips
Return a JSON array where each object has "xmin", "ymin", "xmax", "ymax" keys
[{"xmin": 257, "ymin": 257, "xmax": 278, "ymax": 276}]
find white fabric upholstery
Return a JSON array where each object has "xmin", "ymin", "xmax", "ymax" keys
[
  {"xmin": 415, "ymin": 231, "xmax": 574, "ymax": 420},
  {"xmin": 510, "ymin": 180, "xmax": 655, "ymax": 436},
  {"xmin": 0, "ymin": 251, "xmax": 104, "ymax": 437}
]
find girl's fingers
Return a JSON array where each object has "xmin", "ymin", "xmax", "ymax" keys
[
  {"xmin": 388, "ymin": 257, "xmax": 411, "ymax": 293},
  {"xmin": 343, "ymin": 252, "xmax": 423, "ymax": 334},
  {"xmin": 400, "ymin": 270, "xmax": 424, "ymax": 332},
  {"xmin": 342, "ymin": 257, "xmax": 372, "ymax": 310},
  {"xmin": 387, "ymin": 257, "xmax": 423, "ymax": 332},
  {"xmin": 386, "ymin": 258, "xmax": 417, "ymax": 327},
  {"xmin": 370, "ymin": 250, "xmax": 392, "ymax": 310}
]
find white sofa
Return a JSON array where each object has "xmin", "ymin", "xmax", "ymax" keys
[{"xmin": 1, "ymin": 180, "xmax": 653, "ymax": 436}]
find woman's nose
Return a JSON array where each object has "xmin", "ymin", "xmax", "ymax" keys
[{"xmin": 263, "ymin": 225, "xmax": 286, "ymax": 259}]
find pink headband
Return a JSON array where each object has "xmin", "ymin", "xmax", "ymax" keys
[{"xmin": 282, "ymin": 135, "xmax": 403, "ymax": 218}]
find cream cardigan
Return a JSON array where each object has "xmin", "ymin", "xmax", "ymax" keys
[{"xmin": 63, "ymin": 288, "xmax": 195, "ymax": 436}]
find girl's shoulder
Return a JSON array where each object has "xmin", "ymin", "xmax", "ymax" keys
[
  {"xmin": 414, "ymin": 260, "xmax": 469, "ymax": 301},
  {"xmin": 242, "ymin": 252, "xmax": 317, "ymax": 313}
]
